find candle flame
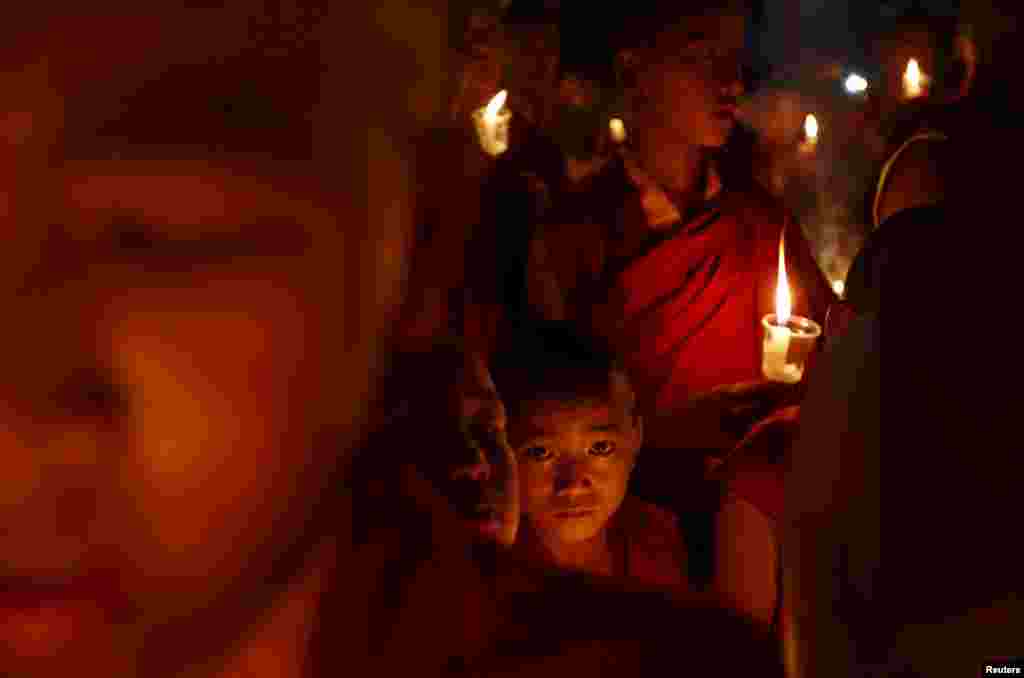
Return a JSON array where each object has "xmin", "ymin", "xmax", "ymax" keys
[
  {"xmin": 609, "ymin": 117, "xmax": 627, "ymax": 143},
  {"xmin": 903, "ymin": 59, "xmax": 924, "ymax": 97},
  {"xmin": 844, "ymin": 73, "xmax": 868, "ymax": 94},
  {"xmin": 484, "ymin": 90, "xmax": 507, "ymax": 120},
  {"xmin": 776, "ymin": 234, "xmax": 791, "ymax": 325},
  {"xmin": 804, "ymin": 114, "xmax": 819, "ymax": 142}
]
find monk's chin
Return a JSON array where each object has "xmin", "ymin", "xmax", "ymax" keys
[{"xmin": 538, "ymin": 512, "xmax": 605, "ymax": 545}]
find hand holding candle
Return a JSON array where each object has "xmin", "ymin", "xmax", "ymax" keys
[
  {"xmin": 762, "ymin": 234, "xmax": 821, "ymax": 384},
  {"xmin": 473, "ymin": 89, "xmax": 511, "ymax": 157}
]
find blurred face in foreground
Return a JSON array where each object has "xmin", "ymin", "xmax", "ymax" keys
[{"xmin": 0, "ymin": 4, "xmax": 431, "ymax": 676}]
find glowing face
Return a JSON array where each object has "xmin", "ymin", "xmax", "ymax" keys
[{"xmin": 510, "ymin": 375, "xmax": 641, "ymax": 548}]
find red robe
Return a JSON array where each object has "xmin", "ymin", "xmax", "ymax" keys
[{"xmin": 529, "ymin": 157, "xmax": 836, "ymax": 413}]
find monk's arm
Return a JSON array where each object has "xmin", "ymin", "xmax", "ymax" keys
[{"xmin": 714, "ymin": 496, "xmax": 778, "ymax": 628}]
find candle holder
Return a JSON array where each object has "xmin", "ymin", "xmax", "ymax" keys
[
  {"xmin": 761, "ymin": 313, "xmax": 822, "ymax": 384},
  {"xmin": 472, "ymin": 106, "xmax": 511, "ymax": 157}
]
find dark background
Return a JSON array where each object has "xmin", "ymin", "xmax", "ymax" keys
[{"xmin": 557, "ymin": 0, "xmax": 962, "ymax": 85}]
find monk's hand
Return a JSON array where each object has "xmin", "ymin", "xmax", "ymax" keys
[
  {"xmin": 648, "ymin": 381, "xmax": 803, "ymax": 452},
  {"xmin": 707, "ymin": 405, "xmax": 803, "ymax": 476},
  {"xmin": 703, "ymin": 381, "xmax": 804, "ymax": 437}
]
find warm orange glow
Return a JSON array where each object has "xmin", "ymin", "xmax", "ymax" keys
[
  {"xmin": 804, "ymin": 114, "xmax": 819, "ymax": 142},
  {"xmin": 483, "ymin": 89, "xmax": 507, "ymax": 121},
  {"xmin": 775, "ymin": 234, "xmax": 791, "ymax": 325},
  {"xmin": 609, "ymin": 117, "xmax": 627, "ymax": 143},
  {"xmin": 903, "ymin": 59, "xmax": 925, "ymax": 98},
  {"xmin": 475, "ymin": 90, "xmax": 511, "ymax": 156}
]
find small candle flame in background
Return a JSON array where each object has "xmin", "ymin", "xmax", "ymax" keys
[
  {"xmin": 903, "ymin": 58, "xmax": 926, "ymax": 99},
  {"xmin": 483, "ymin": 89, "xmax": 507, "ymax": 121},
  {"xmin": 844, "ymin": 73, "xmax": 868, "ymax": 95},
  {"xmin": 804, "ymin": 114, "xmax": 819, "ymax": 144},
  {"xmin": 609, "ymin": 117, "xmax": 627, "ymax": 144},
  {"xmin": 776, "ymin": 234, "xmax": 792, "ymax": 325},
  {"xmin": 474, "ymin": 89, "xmax": 511, "ymax": 157},
  {"xmin": 832, "ymin": 279, "xmax": 845, "ymax": 297}
]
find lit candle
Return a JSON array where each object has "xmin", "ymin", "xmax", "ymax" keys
[
  {"xmin": 763, "ymin": 236, "xmax": 796, "ymax": 382},
  {"xmin": 472, "ymin": 90, "xmax": 511, "ymax": 157},
  {"xmin": 902, "ymin": 58, "xmax": 927, "ymax": 100},
  {"xmin": 609, "ymin": 117, "xmax": 627, "ymax": 144},
  {"xmin": 799, "ymin": 114, "xmax": 819, "ymax": 154},
  {"xmin": 762, "ymin": 234, "xmax": 822, "ymax": 383},
  {"xmin": 832, "ymin": 279, "xmax": 845, "ymax": 297},
  {"xmin": 844, "ymin": 73, "xmax": 869, "ymax": 95}
]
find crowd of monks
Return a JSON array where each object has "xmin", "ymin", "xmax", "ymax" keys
[{"xmin": 0, "ymin": 1, "xmax": 1021, "ymax": 678}]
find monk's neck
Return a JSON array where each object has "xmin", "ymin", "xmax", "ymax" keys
[
  {"xmin": 632, "ymin": 134, "xmax": 707, "ymax": 206},
  {"xmin": 533, "ymin": 527, "xmax": 615, "ymax": 577}
]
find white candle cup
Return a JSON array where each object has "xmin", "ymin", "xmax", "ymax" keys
[
  {"xmin": 472, "ymin": 107, "xmax": 512, "ymax": 157},
  {"xmin": 761, "ymin": 313, "xmax": 822, "ymax": 384},
  {"xmin": 798, "ymin": 139, "xmax": 817, "ymax": 156}
]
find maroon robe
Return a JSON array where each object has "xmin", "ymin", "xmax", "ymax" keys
[{"xmin": 529, "ymin": 158, "xmax": 835, "ymax": 414}]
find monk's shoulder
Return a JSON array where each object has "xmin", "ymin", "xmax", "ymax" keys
[{"xmin": 617, "ymin": 495, "xmax": 682, "ymax": 545}]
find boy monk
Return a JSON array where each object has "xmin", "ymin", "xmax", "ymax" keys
[{"xmin": 490, "ymin": 323, "xmax": 688, "ymax": 589}]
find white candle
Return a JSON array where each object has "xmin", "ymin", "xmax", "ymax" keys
[
  {"xmin": 763, "ymin": 320, "xmax": 795, "ymax": 382},
  {"xmin": 473, "ymin": 90, "xmax": 511, "ymax": 157},
  {"xmin": 762, "ymin": 233, "xmax": 808, "ymax": 384}
]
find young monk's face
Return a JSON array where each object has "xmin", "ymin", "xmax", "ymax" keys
[
  {"xmin": 0, "ymin": 6, "xmax": 425, "ymax": 677},
  {"xmin": 510, "ymin": 373, "xmax": 641, "ymax": 546},
  {"xmin": 626, "ymin": 12, "xmax": 746, "ymax": 149}
]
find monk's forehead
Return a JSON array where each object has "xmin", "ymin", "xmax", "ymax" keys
[{"xmin": 517, "ymin": 373, "xmax": 636, "ymax": 424}]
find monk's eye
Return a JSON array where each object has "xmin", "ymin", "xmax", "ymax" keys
[
  {"xmin": 588, "ymin": 440, "xmax": 616, "ymax": 457},
  {"xmin": 53, "ymin": 368, "xmax": 130, "ymax": 421},
  {"xmin": 522, "ymin": 446, "xmax": 552, "ymax": 462}
]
